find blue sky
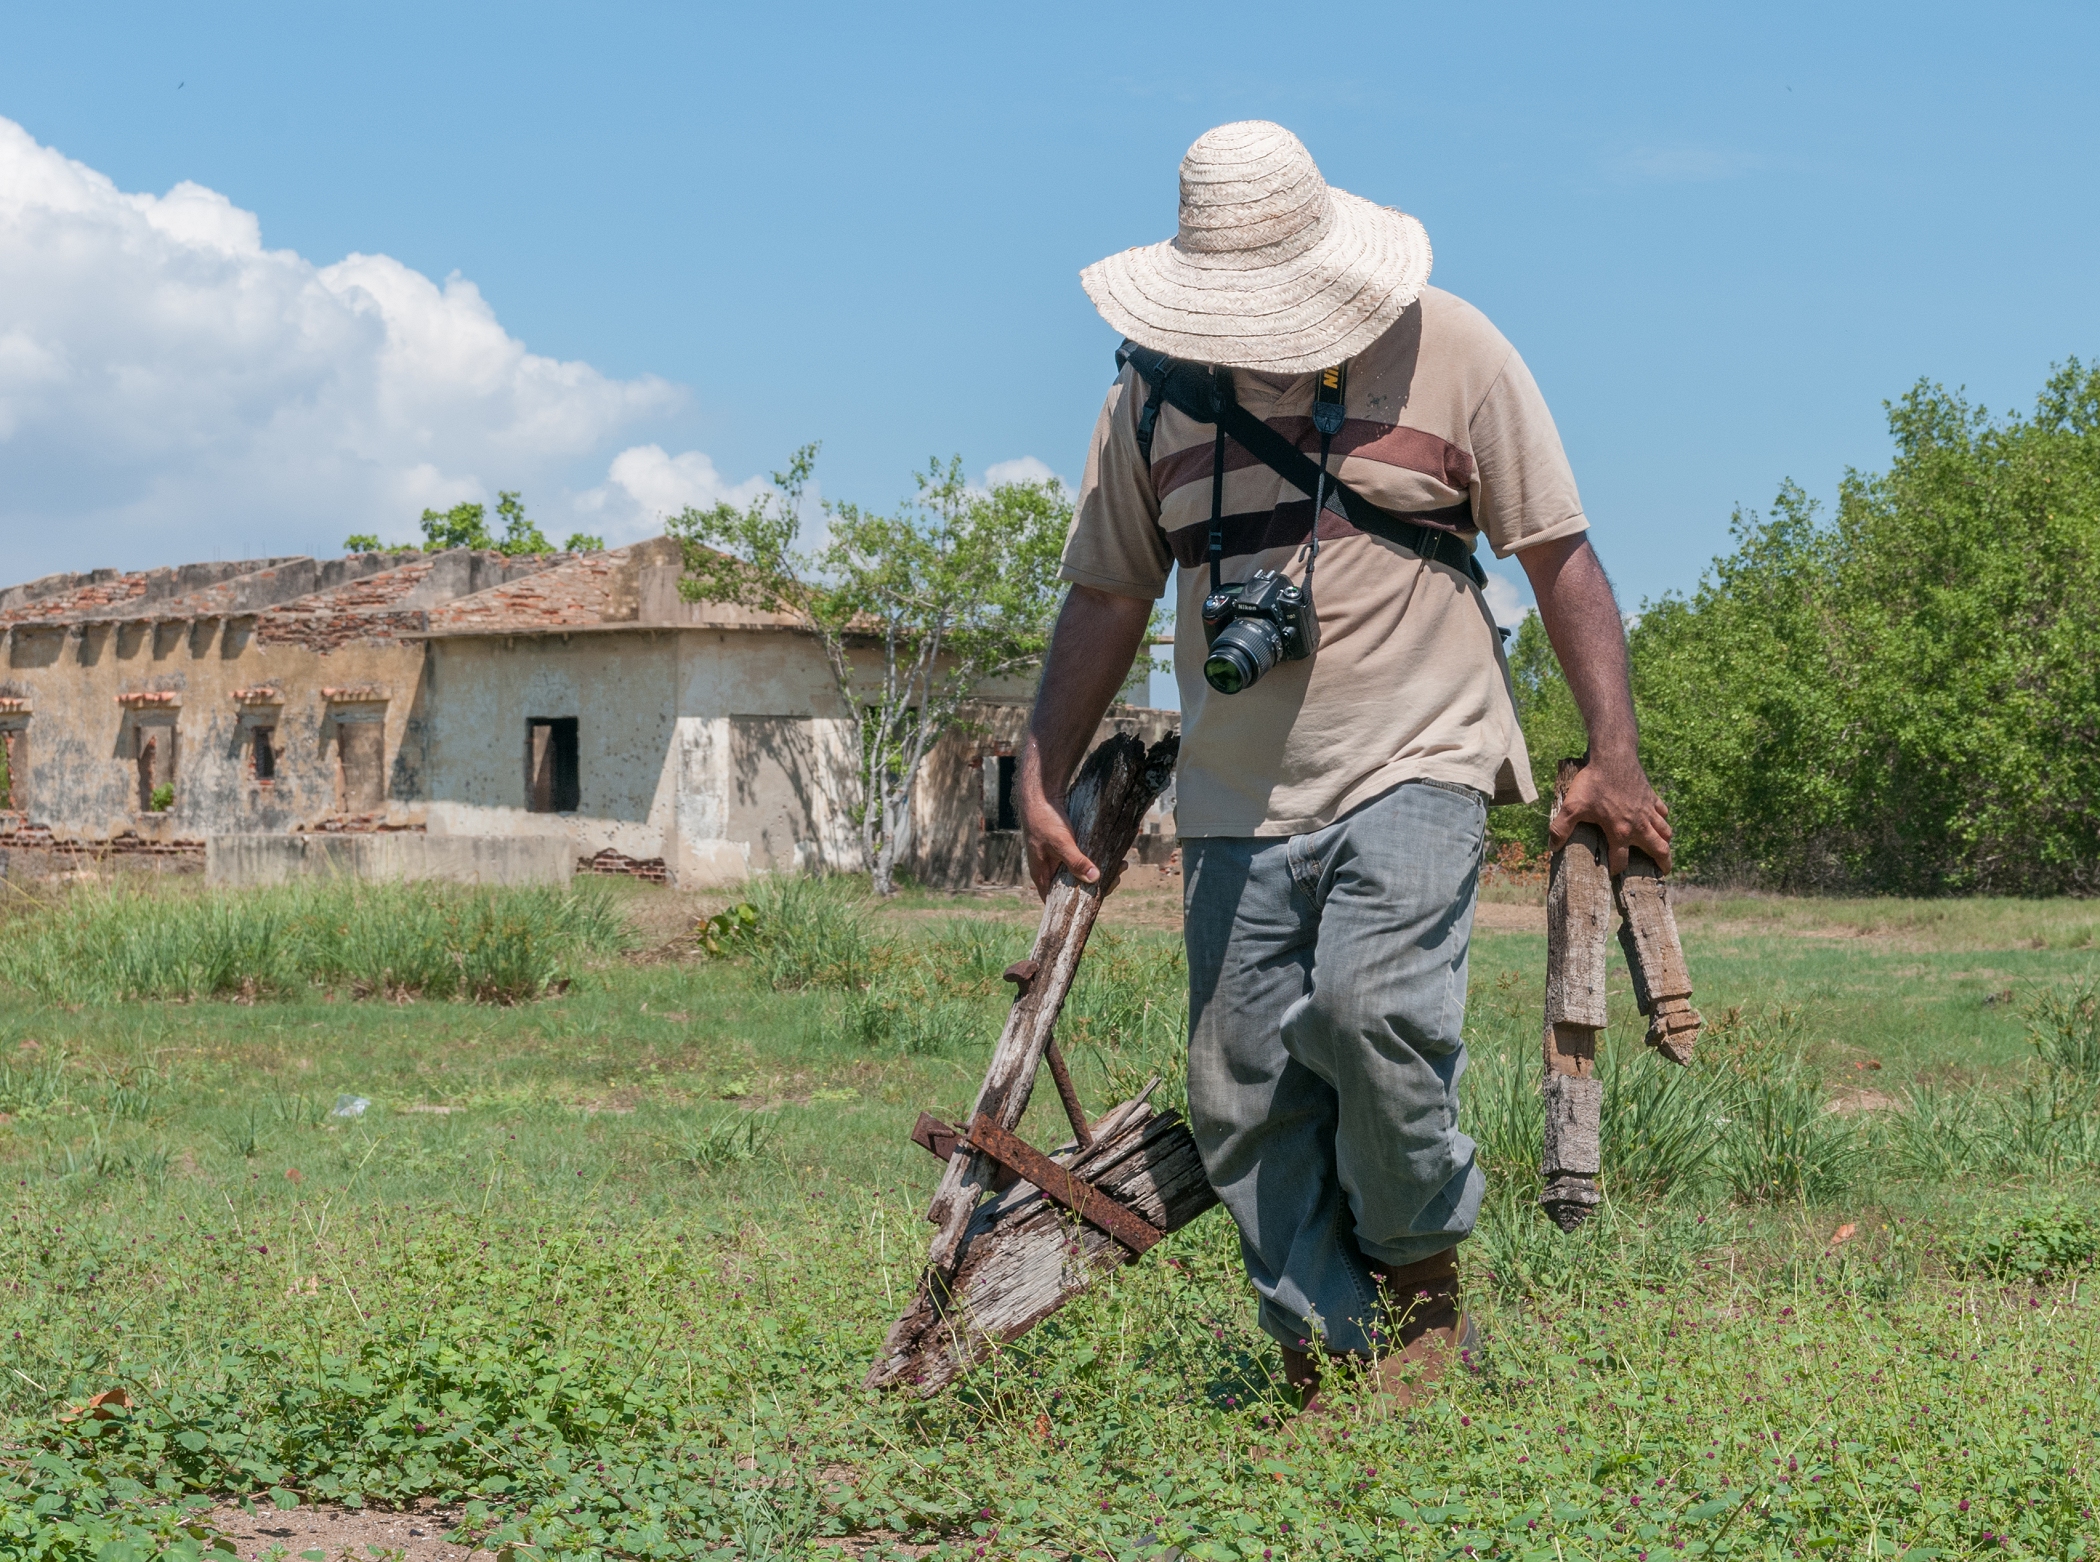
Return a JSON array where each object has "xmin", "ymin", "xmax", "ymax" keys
[{"xmin": 3, "ymin": 1, "xmax": 2097, "ymax": 654}]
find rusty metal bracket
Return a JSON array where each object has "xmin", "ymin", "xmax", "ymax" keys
[
  {"xmin": 910, "ymin": 1112, "xmax": 962, "ymax": 1163},
  {"xmin": 964, "ymin": 1113, "xmax": 1164, "ymax": 1255}
]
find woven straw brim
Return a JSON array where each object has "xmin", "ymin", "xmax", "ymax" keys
[{"xmin": 1080, "ymin": 189, "xmax": 1431, "ymax": 374}]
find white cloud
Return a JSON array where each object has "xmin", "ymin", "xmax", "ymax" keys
[
  {"xmin": 983, "ymin": 455, "xmax": 1069, "ymax": 491},
  {"xmin": 577, "ymin": 445, "xmax": 771, "ymax": 543},
  {"xmin": 1481, "ymin": 570, "xmax": 1535, "ymax": 631},
  {"xmin": 0, "ymin": 115, "xmax": 755, "ymax": 572}
]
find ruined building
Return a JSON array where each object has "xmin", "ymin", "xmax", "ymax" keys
[{"xmin": 0, "ymin": 541, "xmax": 1173, "ymax": 888}]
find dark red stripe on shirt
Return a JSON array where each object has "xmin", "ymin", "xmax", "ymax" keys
[
  {"xmin": 1166, "ymin": 500, "xmax": 1477, "ymax": 569},
  {"xmin": 1151, "ymin": 416, "xmax": 1476, "ymax": 501}
]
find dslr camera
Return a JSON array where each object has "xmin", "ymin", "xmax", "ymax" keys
[{"xmin": 1200, "ymin": 570, "xmax": 1319, "ymax": 694}]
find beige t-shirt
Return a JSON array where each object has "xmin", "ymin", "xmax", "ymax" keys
[{"xmin": 1061, "ymin": 285, "xmax": 1586, "ymax": 837}]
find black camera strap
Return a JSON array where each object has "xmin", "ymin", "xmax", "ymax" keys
[
  {"xmin": 1116, "ymin": 340, "xmax": 1489, "ymax": 590},
  {"xmin": 1208, "ymin": 421, "xmax": 1227, "ymax": 596},
  {"xmin": 1303, "ymin": 360, "xmax": 1346, "ymax": 602}
]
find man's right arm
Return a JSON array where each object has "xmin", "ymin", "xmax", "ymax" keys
[{"xmin": 1016, "ymin": 585, "xmax": 1154, "ymax": 896}]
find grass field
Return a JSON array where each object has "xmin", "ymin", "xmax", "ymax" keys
[{"xmin": 1, "ymin": 868, "xmax": 2097, "ymax": 1560}]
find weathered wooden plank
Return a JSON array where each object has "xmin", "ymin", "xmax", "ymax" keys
[
  {"xmin": 1615, "ymin": 851, "xmax": 1703, "ymax": 1065},
  {"xmin": 1541, "ymin": 759, "xmax": 1610, "ymax": 1229},
  {"xmin": 868, "ymin": 732, "xmax": 1180, "ymax": 1389},
  {"xmin": 915, "ymin": 733, "xmax": 1177, "ymax": 1277},
  {"xmin": 865, "ymin": 1103, "xmax": 1219, "ymax": 1396},
  {"xmin": 1544, "ymin": 820, "xmax": 1612, "ymax": 1043}
]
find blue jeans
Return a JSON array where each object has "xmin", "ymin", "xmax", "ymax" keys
[{"xmin": 1183, "ymin": 779, "xmax": 1487, "ymax": 1356}]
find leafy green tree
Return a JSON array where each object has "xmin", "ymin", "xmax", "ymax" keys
[
  {"xmin": 342, "ymin": 533, "xmax": 384, "ymax": 553},
  {"xmin": 669, "ymin": 445, "xmax": 1070, "ymax": 895},
  {"xmin": 563, "ymin": 532, "xmax": 606, "ymax": 553},
  {"xmin": 415, "ymin": 491, "xmax": 552, "ymax": 555},
  {"xmin": 419, "ymin": 502, "xmax": 493, "ymax": 551},
  {"xmin": 1505, "ymin": 361, "xmax": 2100, "ymax": 894},
  {"xmin": 494, "ymin": 492, "xmax": 553, "ymax": 554}
]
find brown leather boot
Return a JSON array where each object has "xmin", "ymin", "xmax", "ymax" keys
[
  {"xmin": 1364, "ymin": 1248, "xmax": 1472, "ymax": 1410},
  {"xmin": 1277, "ymin": 1343, "xmax": 1322, "ymax": 1410}
]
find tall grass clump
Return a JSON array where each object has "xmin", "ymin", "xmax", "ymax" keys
[
  {"xmin": 0, "ymin": 880, "xmax": 630, "ymax": 1004},
  {"xmin": 1717, "ymin": 1057, "xmax": 1867, "ymax": 1203},
  {"xmin": 731, "ymin": 874, "xmax": 872, "ymax": 990},
  {"xmin": 2027, "ymin": 974, "xmax": 2100, "ymax": 1081},
  {"xmin": 1464, "ymin": 1031, "xmax": 1724, "ymax": 1207}
]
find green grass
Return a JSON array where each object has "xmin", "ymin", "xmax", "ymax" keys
[
  {"xmin": 1, "ymin": 876, "xmax": 2098, "ymax": 1559},
  {"xmin": 0, "ymin": 879, "xmax": 631, "ymax": 1004}
]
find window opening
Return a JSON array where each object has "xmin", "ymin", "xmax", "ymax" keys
[
  {"xmin": 251, "ymin": 725, "xmax": 277, "ymax": 783},
  {"xmin": 526, "ymin": 718, "xmax": 580, "ymax": 813},
  {"xmin": 135, "ymin": 724, "xmax": 174, "ymax": 812},
  {"xmin": 336, "ymin": 720, "xmax": 384, "ymax": 812},
  {"xmin": 0, "ymin": 728, "xmax": 16, "ymax": 811}
]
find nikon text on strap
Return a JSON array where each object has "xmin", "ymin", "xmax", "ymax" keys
[{"xmin": 1115, "ymin": 340, "xmax": 1490, "ymax": 590}]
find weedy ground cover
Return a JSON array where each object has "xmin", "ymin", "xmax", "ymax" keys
[{"xmin": 0, "ymin": 874, "xmax": 2097, "ymax": 1559}]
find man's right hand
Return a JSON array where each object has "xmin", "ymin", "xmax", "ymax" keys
[
  {"xmin": 1017, "ymin": 755, "xmax": 1100, "ymax": 898},
  {"xmin": 1016, "ymin": 585, "xmax": 1155, "ymax": 898}
]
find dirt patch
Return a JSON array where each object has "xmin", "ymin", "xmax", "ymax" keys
[
  {"xmin": 203, "ymin": 1499, "xmax": 494, "ymax": 1562},
  {"xmin": 1828, "ymin": 1087, "xmax": 1901, "ymax": 1114},
  {"xmin": 1474, "ymin": 901, "xmax": 1547, "ymax": 936}
]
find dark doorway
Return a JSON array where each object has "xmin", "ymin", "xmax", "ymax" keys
[
  {"xmin": 994, "ymin": 755, "xmax": 1019, "ymax": 831},
  {"xmin": 251, "ymin": 726, "xmax": 277, "ymax": 782},
  {"xmin": 527, "ymin": 718, "xmax": 581, "ymax": 813}
]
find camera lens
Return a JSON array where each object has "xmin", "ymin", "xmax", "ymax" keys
[{"xmin": 1204, "ymin": 617, "xmax": 1285, "ymax": 694}]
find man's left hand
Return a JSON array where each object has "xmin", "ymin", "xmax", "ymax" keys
[{"xmin": 1551, "ymin": 751, "xmax": 1672, "ymax": 876}]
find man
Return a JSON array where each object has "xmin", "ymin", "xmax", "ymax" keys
[{"xmin": 1018, "ymin": 121, "xmax": 1672, "ymax": 1410}]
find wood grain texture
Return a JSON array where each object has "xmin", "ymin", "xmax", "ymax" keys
[
  {"xmin": 864, "ymin": 1103, "xmax": 1218, "ymax": 1395},
  {"xmin": 1544, "ymin": 820, "xmax": 1612, "ymax": 1072},
  {"xmin": 1615, "ymin": 852, "xmax": 1703, "ymax": 1065},
  {"xmin": 1541, "ymin": 759, "xmax": 1611, "ymax": 1228},
  {"xmin": 869, "ymin": 732, "xmax": 1181, "ymax": 1392}
]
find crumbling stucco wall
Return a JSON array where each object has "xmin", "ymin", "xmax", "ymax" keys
[
  {"xmin": 207, "ymin": 832, "xmax": 575, "ymax": 887},
  {"xmin": 420, "ymin": 631, "xmax": 683, "ymax": 869},
  {"xmin": 0, "ymin": 618, "xmax": 430, "ymax": 844},
  {"xmin": 418, "ymin": 627, "xmax": 864, "ymax": 888}
]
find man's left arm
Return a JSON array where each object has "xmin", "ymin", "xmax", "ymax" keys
[{"xmin": 1516, "ymin": 533, "xmax": 1673, "ymax": 875}]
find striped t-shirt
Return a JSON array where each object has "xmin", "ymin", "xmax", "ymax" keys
[{"xmin": 1059, "ymin": 285, "xmax": 1586, "ymax": 837}]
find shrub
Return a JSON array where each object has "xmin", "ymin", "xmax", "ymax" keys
[
  {"xmin": 1953, "ymin": 1203, "xmax": 2100, "ymax": 1282},
  {"xmin": 1507, "ymin": 363, "xmax": 2100, "ymax": 892}
]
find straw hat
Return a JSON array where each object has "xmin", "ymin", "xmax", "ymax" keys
[{"xmin": 1080, "ymin": 121, "xmax": 1432, "ymax": 374}]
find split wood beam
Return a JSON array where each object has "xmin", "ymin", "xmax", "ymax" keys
[{"xmin": 1540, "ymin": 757, "xmax": 1703, "ymax": 1231}]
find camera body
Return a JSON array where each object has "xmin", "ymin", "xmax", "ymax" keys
[{"xmin": 1200, "ymin": 569, "xmax": 1319, "ymax": 695}]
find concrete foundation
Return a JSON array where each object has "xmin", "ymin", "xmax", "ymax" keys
[{"xmin": 206, "ymin": 832, "xmax": 575, "ymax": 888}]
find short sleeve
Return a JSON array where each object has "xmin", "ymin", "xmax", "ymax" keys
[
  {"xmin": 1469, "ymin": 347, "xmax": 1589, "ymax": 559},
  {"xmin": 1059, "ymin": 367, "xmax": 1175, "ymax": 600}
]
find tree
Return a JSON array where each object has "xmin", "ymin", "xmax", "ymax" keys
[
  {"xmin": 668, "ymin": 445, "xmax": 1070, "ymax": 895},
  {"xmin": 563, "ymin": 532, "xmax": 606, "ymax": 552},
  {"xmin": 1504, "ymin": 361, "xmax": 2100, "ymax": 893},
  {"xmin": 343, "ymin": 533, "xmax": 384, "ymax": 553},
  {"xmin": 417, "ymin": 491, "xmax": 554, "ymax": 555}
]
